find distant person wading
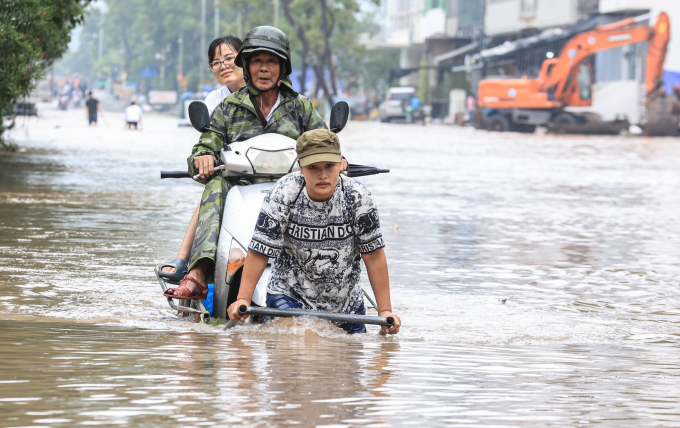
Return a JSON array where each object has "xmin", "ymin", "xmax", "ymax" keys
[
  {"xmin": 125, "ymin": 101, "xmax": 143, "ymax": 130},
  {"xmin": 85, "ymin": 91, "xmax": 102, "ymax": 126}
]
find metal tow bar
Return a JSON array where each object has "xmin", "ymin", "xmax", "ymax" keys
[
  {"xmin": 237, "ymin": 305, "xmax": 395, "ymax": 327},
  {"xmin": 154, "ymin": 267, "xmax": 211, "ymax": 324}
]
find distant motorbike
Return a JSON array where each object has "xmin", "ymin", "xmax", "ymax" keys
[
  {"xmin": 58, "ymin": 95, "xmax": 69, "ymax": 111},
  {"xmin": 156, "ymin": 101, "xmax": 391, "ymax": 326},
  {"xmin": 404, "ymin": 101, "xmax": 426, "ymax": 126},
  {"xmin": 410, "ymin": 106, "xmax": 426, "ymax": 125}
]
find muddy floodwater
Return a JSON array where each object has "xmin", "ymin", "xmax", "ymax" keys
[{"xmin": 1, "ymin": 108, "xmax": 679, "ymax": 427}]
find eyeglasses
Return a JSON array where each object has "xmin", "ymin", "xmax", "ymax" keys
[{"xmin": 208, "ymin": 57, "xmax": 237, "ymax": 72}]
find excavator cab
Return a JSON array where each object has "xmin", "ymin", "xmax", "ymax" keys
[{"xmin": 562, "ymin": 63, "xmax": 594, "ymax": 107}]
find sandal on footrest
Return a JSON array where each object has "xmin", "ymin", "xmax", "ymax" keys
[
  {"xmin": 156, "ymin": 258, "xmax": 188, "ymax": 284},
  {"xmin": 163, "ymin": 275, "xmax": 209, "ymax": 300}
]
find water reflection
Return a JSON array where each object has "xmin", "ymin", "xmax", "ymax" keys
[
  {"xmin": 1, "ymin": 110, "xmax": 680, "ymax": 425},
  {"xmin": 5, "ymin": 320, "xmax": 679, "ymax": 426}
]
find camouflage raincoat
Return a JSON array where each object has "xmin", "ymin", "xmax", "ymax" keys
[{"xmin": 186, "ymin": 79, "xmax": 326, "ymax": 271}]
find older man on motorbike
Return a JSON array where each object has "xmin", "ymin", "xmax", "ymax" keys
[{"xmin": 164, "ymin": 26, "xmax": 332, "ymax": 300}]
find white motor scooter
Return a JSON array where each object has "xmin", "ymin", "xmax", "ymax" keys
[{"xmin": 156, "ymin": 101, "xmax": 391, "ymax": 327}]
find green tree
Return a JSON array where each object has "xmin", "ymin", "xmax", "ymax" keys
[
  {"xmin": 418, "ymin": 60, "xmax": 428, "ymax": 102},
  {"xmin": 56, "ymin": 0, "xmax": 385, "ymax": 102},
  {"xmin": 337, "ymin": 48, "xmax": 400, "ymax": 98},
  {"xmin": 55, "ymin": 7, "xmax": 102, "ymax": 79},
  {"xmin": 0, "ymin": 0, "xmax": 91, "ymax": 148},
  {"xmin": 224, "ymin": 0, "xmax": 380, "ymax": 101},
  {"xmin": 327, "ymin": 5, "xmax": 399, "ymax": 98},
  {"xmin": 281, "ymin": 0, "xmax": 378, "ymax": 103}
]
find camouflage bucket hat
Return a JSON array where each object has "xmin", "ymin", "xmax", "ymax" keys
[{"xmin": 296, "ymin": 129, "xmax": 342, "ymax": 167}]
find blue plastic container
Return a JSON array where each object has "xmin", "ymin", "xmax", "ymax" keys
[{"xmin": 202, "ymin": 283, "xmax": 214, "ymax": 316}]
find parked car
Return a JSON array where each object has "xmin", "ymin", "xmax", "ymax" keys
[{"xmin": 379, "ymin": 87, "xmax": 415, "ymax": 122}]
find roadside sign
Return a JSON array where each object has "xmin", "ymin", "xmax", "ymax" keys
[
  {"xmin": 148, "ymin": 90, "xmax": 178, "ymax": 105},
  {"xmin": 141, "ymin": 68, "xmax": 158, "ymax": 78}
]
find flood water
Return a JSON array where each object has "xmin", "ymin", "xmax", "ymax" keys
[{"xmin": 1, "ymin": 108, "xmax": 679, "ymax": 427}]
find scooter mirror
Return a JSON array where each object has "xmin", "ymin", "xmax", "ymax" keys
[
  {"xmin": 329, "ymin": 101, "xmax": 349, "ymax": 133},
  {"xmin": 188, "ymin": 101, "xmax": 211, "ymax": 133}
]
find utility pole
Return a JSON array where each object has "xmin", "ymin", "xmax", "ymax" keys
[
  {"xmin": 237, "ymin": 12, "xmax": 243, "ymax": 38},
  {"xmin": 160, "ymin": 55, "xmax": 165, "ymax": 88},
  {"xmin": 178, "ymin": 34, "xmax": 183, "ymax": 96},
  {"xmin": 214, "ymin": 0, "xmax": 220, "ymax": 38},
  {"xmin": 200, "ymin": 0, "xmax": 206, "ymax": 92},
  {"xmin": 273, "ymin": 0, "xmax": 279, "ymax": 27},
  {"xmin": 98, "ymin": 27, "xmax": 104, "ymax": 60},
  {"xmin": 178, "ymin": 35, "xmax": 183, "ymax": 80}
]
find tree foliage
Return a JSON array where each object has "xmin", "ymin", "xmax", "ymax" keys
[
  {"xmin": 281, "ymin": 0, "xmax": 380, "ymax": 103},
  {"xmin": 55, "ymin": 0, "xmax": 396, "ymax": 101},
  {"xmin": 0, "ymin": 0, "xmax": 91, "ymax": 146}
]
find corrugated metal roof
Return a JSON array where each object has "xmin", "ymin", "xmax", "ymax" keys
[{"xmin": 434, "ymin": 42, "xmax": 479, "ymax": 64}]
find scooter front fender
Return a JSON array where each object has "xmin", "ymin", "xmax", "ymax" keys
[
  {"xmin": 224, "ymin": 182, "xmax": 275, "ymax": 248},
  {"xmin": 213, "ymin": 182, "xmax": 276, "ymax": 320}
]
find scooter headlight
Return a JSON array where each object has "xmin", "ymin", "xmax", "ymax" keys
[{"xmin": 246, "ymin": 148, "xmax": 297, "ymax": 174}]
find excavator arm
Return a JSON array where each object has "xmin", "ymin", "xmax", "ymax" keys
[
  {"xmin": 644, "ymin": 13, "xmax": 670, "ymax": 95},
  {"xmin": 544, "ymin": 13, "xmax": 670, "ymax": 102}
]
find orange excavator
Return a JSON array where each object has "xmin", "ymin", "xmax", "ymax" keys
[{"xmin": 478, "ymin": 12, "xmax": 672, "ymax": 134}]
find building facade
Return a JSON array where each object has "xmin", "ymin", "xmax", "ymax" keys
[
  {"xmin": 485, "ymin": 0, "xmax": 598, "ymax": 37},
  {"xmin": 378, "ymin": 0, "xmax": 485, "ymax": 117},
  {"xmin": 375, "ymin": 0, "xmax": 679, "ymax": 123}
]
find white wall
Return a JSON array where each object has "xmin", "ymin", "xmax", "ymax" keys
[
  {"xmin": 485, "ymin": 0, "xmax": 521, "ymax": 35},
  {"xmin": 532, "ymin": 0, "xmax": 579, "ymax": 30},
  {"xmin": 400, "ymin": 47, "xmax": 422, "ymax": 87},
  {"xmin": 382, "ymin": 0, "xmax": 420, "ymax": 46},
  {"xmin": 599, "ymin": 0, "xmax": 649, "ymax": 13},
  {"xmin": 486, "ymin": 0, "xmax": 579, "ymax": 36},
  {"xmin": 567, "ymin": 81, "xmax": 643, "ymax": 124},
  {"xmin": 420, "ymin": 7, "xmax": 447, "ymax": 41},
  {"xmin": 446, "ymin": 17, "xmax": 459, "ymax": 37}
]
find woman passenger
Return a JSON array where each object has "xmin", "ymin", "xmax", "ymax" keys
[{"xmin": 157, "ymin": 36, "xmax": 245, "ymax": 282}]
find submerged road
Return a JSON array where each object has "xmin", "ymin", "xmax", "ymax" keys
[{"xmin": 0, "ymin": 106, "xmax": 679, "ymax": 426}]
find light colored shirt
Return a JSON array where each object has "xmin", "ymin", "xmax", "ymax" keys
[
  {"xmin": 266, "ymin": 92, "xmax": 281, "ymax": 122},
  {"xmin": 467, "ymin": 96, "xmax": 477, "ymax": 111},
  {"xmin": 125, "ymin": 105, "xmax": 143, "ymax": 122},
  {"xmin": 248, "ymin": 173, "xmax": 385, "ymax": 313},
  {"xmin": 204, "ymin": 86, "xmax": 233, "ymax": 115}
]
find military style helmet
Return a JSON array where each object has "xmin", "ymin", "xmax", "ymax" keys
[{"xmin": 235, "ymin": 26, "xmax": 292, "ymax": 92}]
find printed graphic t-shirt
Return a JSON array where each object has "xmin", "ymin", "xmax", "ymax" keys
[{"xmin": 248, "ymin": 172, "xmax": 385, "ymax": 314}]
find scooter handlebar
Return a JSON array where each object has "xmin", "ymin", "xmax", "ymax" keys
[
  {"xmin": 160, "ymin": 164, "xmax": 226, "ymax": 180},
  {"xmin": 346, "ymin": 164, "xmax": 390, "ymax": 178},
  {"xmin": 160, "ymin": 170, "xmax": 191, "ymax": 179},
  {"xmin": 237, "ymin": 305, "xmax": 395, "ymax": 327},
  {"xmin": 161, "ymin": 164, "xmax": 388, "ymax": 179}
]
